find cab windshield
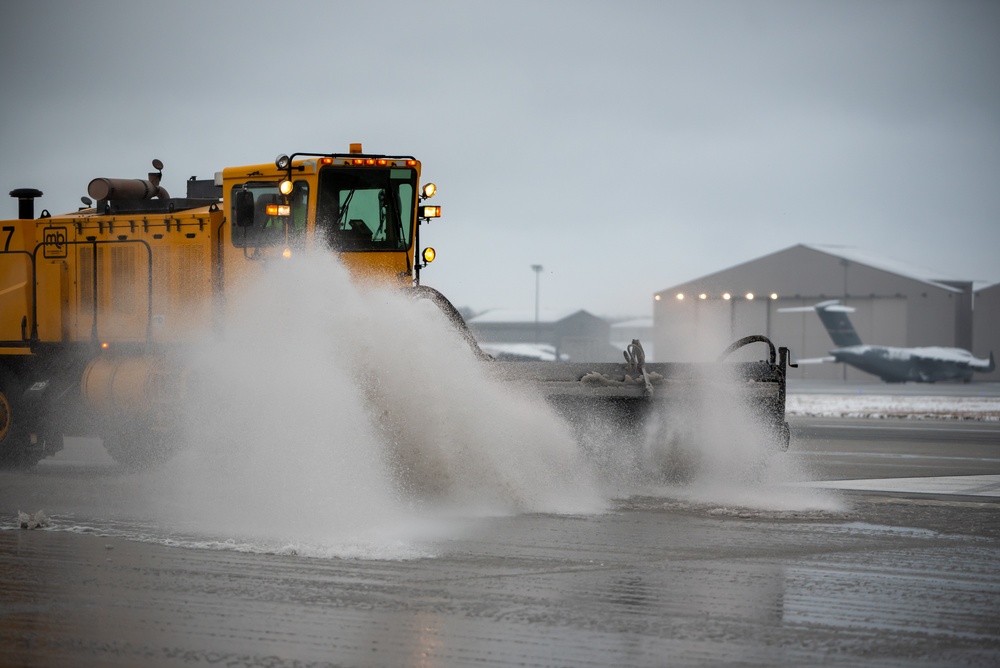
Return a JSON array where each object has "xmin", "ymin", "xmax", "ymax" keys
[{"xmin": 316, "ymin": 167, "xmax": 416, "ymax": 251}]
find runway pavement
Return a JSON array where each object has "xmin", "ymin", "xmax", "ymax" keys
[
  {"xmin": 2, "ymin": 404, "xmax": 999, "ymax": 666},
  {"xmin": 789, "ymin": 417, "xmax": 1000, "ymax": 504},
  {"xmin": 807, "ymin": 473, "xmax": 1000, "ymax": 497}
]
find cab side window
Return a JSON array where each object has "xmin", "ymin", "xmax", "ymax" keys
[{"xmin": 230, "ymin": 181, "xmax": 309, "ymax": 248}]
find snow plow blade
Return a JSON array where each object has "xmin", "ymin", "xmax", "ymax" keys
[
  {"xmin": 489, "ymin": 336, "xmax": 795, "ymax": 451},
  {"xmin": 408, "ymin": 286, "xmax": 794, "ymax": 451}
]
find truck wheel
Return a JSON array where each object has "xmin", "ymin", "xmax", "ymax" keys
[
  {"xmin": 0, "ymin": 369, "xmax": 44, "ymax": 469},
  {"xmin": 102, "ymin": 427, "xmax": 173, "ymax": 471}
]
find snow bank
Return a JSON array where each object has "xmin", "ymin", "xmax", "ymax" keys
[{"xmin": 786, "ymin": 394, "xmax": 999, "ymax": 421}]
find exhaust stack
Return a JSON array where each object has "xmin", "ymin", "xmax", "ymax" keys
[{"xmin": 9, "ymin": 188, "xmax": 43, "ymax": 219}]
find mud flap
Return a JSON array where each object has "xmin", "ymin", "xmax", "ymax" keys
[
  {"xmin": 0, "ymin": 369, "xmax": 53, "ymax": 467},
  {"xmin": 21, "ymin": 379, "xmax": 63, "ymax": 457}
]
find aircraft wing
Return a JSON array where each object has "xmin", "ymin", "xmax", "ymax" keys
[
  {"xmin": 777, "ymin": 301, "xmax": 855, "ymax": 314},
  {"xmin": 791, "ymin": 356, "xmax": 836, "ymax": 365}
]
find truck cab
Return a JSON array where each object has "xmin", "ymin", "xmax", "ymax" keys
[{"xmin": 222, "ymin": 145, "xmax": 438, "ymax": 288}]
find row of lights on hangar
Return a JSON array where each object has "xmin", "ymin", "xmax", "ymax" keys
[{"xmin": 655, "ymin": 292, "xmax": 780, "ymax": 301}]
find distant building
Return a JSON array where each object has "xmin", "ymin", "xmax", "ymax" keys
[
  {"xmin": 974, "ymin": 282, "xmax": 1000, "ymax": 381},
  {"xmin": 653, "ymin": 244, "xmax": 985, "ymax": 381},
  {"xmin": 467, "ymin": 308, "xmax": 619, "ymax": 362}
]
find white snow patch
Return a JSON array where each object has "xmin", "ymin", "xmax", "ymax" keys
[{"xmin": 786, "ymin": 394, "xmax": 999, "ymax": 421}]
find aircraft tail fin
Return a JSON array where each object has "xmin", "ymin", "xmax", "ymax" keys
[
  {"xmin": 779, "ymin": 300, "xmax": 863, "ymax": 347},
  {"xmin": 815, "ymin": 303, "xmax": 863, "ymax": 347}
]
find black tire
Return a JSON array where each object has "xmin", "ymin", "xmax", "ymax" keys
[
  {"xmin": 0, "ymin": 368, "xmax": 44, "ymax": 469},
  {"xmin": 101, "ymin": 425, "xmax": 175, "ymax": 471}
]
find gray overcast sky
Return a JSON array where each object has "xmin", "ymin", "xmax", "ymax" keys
[{"xmin": 2, "ymin": 0, "xmax": 997, "ymax": 318}]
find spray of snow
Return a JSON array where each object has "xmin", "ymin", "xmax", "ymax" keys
[
  {"xmin": 71, "ymin": 253, "xmax": 856, "ymax": 558},
  {"xmin": 151, "ymin": 253, "xmax": 604, "ymax": 557},
  {"xmin": 608, "ymin": 340, "xmax": 846, "ymax": 513},
  {"xmin": 651, "ymin": 375, "xmax": 841, "ymax": 512}
]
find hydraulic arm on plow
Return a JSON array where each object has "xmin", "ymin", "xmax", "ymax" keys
[{"xmin": 0, "ymin": 145, "xmax": 794, "ymax": 469}]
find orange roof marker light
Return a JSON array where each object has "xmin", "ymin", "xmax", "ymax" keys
[{"xmin": 349, "ymin": 143, "xmax": 363, "ymax": 154}]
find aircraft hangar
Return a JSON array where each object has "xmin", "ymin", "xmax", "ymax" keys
[
  {"xmin": 651, "ymin": 244, "xmax": 992, "ymax": 381},
  {"xmin": 974, "ymin": 281, "xmax": 1000, "ymax": 381}
]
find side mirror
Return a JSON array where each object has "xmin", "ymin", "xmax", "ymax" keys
[{"xmin": 235, "ymin": 190, "xmax": 254, "ymax": 227}]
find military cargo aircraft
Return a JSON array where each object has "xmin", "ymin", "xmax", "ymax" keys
[{"xmin": 779, "ymin": 300, "xmax": 995, "ymax": 383}]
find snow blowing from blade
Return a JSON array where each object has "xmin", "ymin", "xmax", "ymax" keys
[
  {"xmin": 638, "ymin": 365, "xmax": 844, "ymax": 513},
  {"xmin": 123, "ymin": 253, "xmax": 843, "ymax": 560},
  {"xmin": 151, "ymin": 253, "xmax": 605, "ymax": 558}
]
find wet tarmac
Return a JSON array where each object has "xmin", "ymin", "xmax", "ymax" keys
[{"xmin": 2, "ymin": 417, "xmax": 1000, "ymax": 667}]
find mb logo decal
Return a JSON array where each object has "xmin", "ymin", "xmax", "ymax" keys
[{"xmin": 42, "ymin": 226, "xmax": 68, "ymax": 258}]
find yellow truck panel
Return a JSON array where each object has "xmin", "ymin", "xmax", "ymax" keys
[{"xmin": 0, "ymin": 147, "xmax": 442, "ymax": 466}]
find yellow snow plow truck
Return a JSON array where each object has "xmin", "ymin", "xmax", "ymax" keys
[{"xmin": 0, "ymin": 145, "xmax": 794, "ymax": 468}]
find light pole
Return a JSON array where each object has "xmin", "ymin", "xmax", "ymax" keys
[{"xmin": 531, "ymin": 264, "xmax": 543, "ymax": 343}]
